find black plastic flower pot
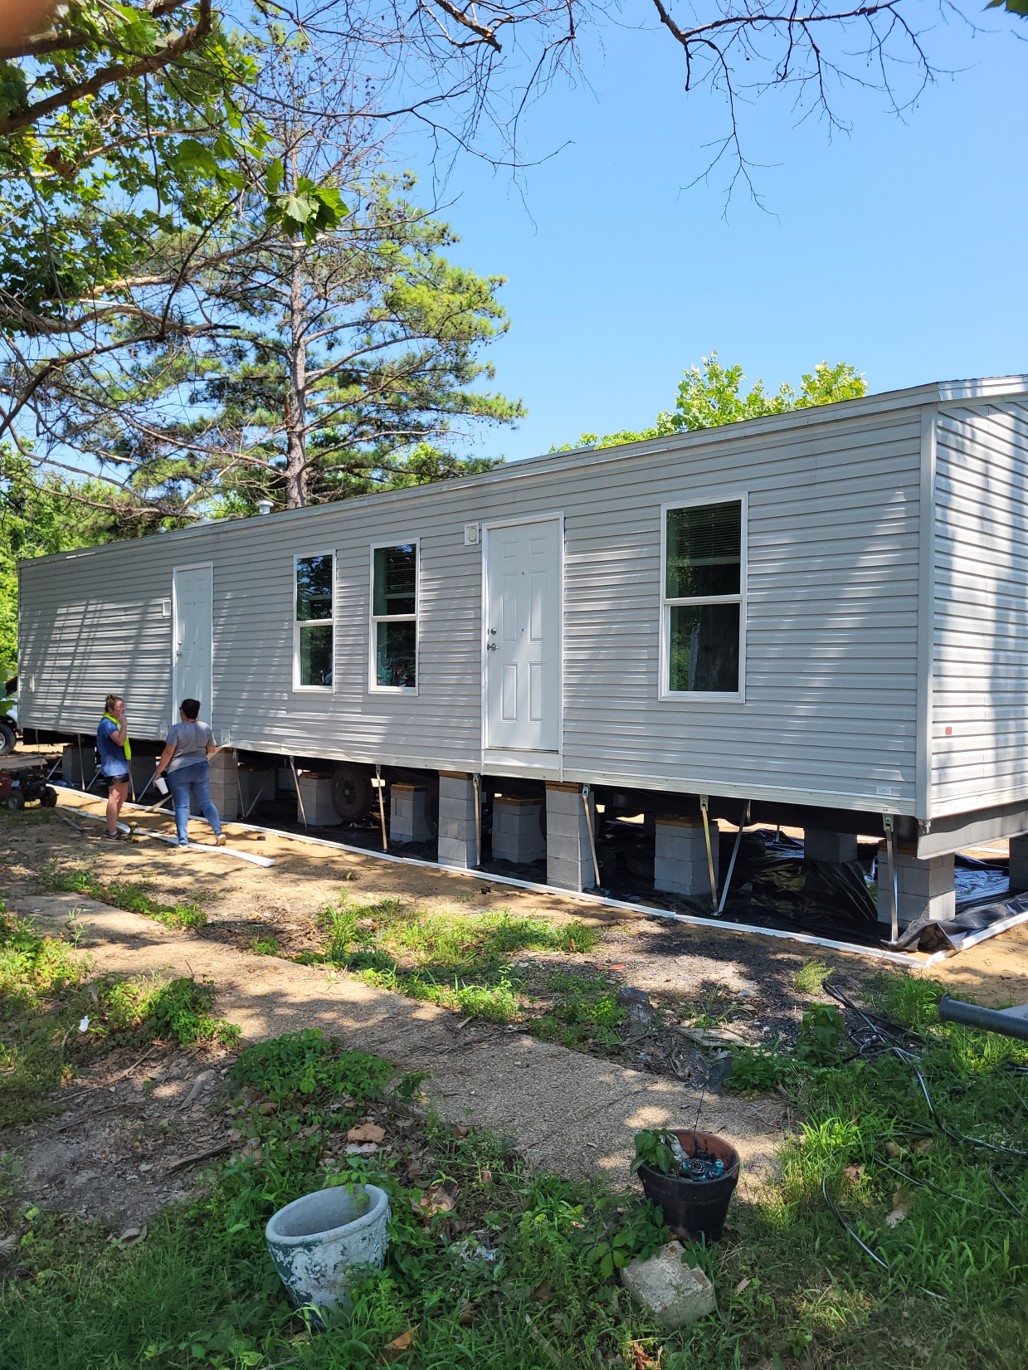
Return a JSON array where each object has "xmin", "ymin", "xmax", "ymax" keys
[{"xmin": 637, "ymin": 1129, "xmax": 740, "ymax": 1243}]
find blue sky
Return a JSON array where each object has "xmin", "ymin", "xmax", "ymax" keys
[{"xmin": 398, "ymin": 10, "xmax": 1028, "ymax": 463}]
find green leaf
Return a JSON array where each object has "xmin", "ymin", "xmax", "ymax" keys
[
  {"xmin": 173, "ymin": 139, "xmax": 220, "ymax": 177},
  {"xmin": 264, "ymin": 158, "xmax": 284, "ymax": 194}
]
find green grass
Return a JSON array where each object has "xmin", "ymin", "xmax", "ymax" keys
[
  {"xmin": 38, "ymin": 863, "xmax": 207, "ymax": 930},
  {"xmin": 98, "ymin": 973, "xmax": 240, "ymax": 1048},
  {"xmin": 2, "ymin": 997, "xmax": 1026, "ymax": 1370},
  {"xmin": 534, "ymin": 969, "xmax": 626, "ymax": 1050},
  {"xmin": 794, "ymin": 958, "xmax": 833, "ymax": 996},
  {"xmin": 299, "ymin": 896, "xmax": 614, "ymax": 1041},
  {"xmin": 0, "ymin": 909, "xmax": 88, "ymax": 1124},
  {"xmin": 0, "ymin": 910, "xmax": 237, "ymax": 1126}
]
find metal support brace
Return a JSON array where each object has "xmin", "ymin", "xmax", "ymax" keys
[
  {"xmin": 883, "ymin": 814, "xmax": 899, "ymax": 945},
  {"xmin": 717, "ymin": 800, "xmax": 751, "ymax": 915},
  {"xmin": 290, "ymin": 756, "xmax": 308, "ymax": 830},
  {"xmin": 473, "ymin": 773, "xmax": 482, "ymax": 868},
  {"xmin": 581, "ymin": 783, "xmax": 601, "ymax": 889},
  {"xmin": 375, "ymin": 764, "xmax": 388, "ymax": 852},
  {"xmin": 699, "ymin": 796, "xmax": 718, "ymax": 912},
  {"xmin": 238, "ymin": 780, "xmax": 265, "ymax": 820}
]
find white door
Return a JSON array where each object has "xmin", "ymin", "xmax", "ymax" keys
[
  {"xmin": 172, "ymin": 565, "xmax": 213, "ymax": 723},
  {"xmin": 485, "ymin": 517, "xmax": 561, "ymax": 752}
]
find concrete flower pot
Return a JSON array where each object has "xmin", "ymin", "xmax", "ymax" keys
[{"xmin": 265, "ymin": 1183, "xmax": 391, "ymax": 1314}]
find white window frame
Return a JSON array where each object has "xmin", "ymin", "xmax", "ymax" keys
[
  {"xmin": 293, "ymin": 551, "xmax": 335, "ymax": 692},
  {"xmin": 659, "ymin": 493, "xmax": 747, "ymax": 703},
  {"xmin": 369, "ymin": 538, "xmax": 420, "ymax": 694}
]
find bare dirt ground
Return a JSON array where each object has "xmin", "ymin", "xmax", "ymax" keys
[{"xmin": 4, "ymin": 746, "xmax": 1028, "ymax": 1232}]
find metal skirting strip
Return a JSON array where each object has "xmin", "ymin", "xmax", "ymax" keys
[{"xmin": 56, "ymin": 786, "xmax": 945, "ymax": 966}]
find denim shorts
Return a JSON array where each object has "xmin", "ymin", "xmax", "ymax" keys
[{"xmin": 104, "ymin": 773, "xmax": 130, "ymax": 791}]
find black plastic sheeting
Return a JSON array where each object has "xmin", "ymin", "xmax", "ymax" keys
[
  {"xmin": 577, "ymin": 823, "xmax": 1028, "ymax": 952},
  {"xmin": 595, "ymin": 825, "xmax": 887, "ymax": 946},
  {"xmin": 228, "ymin": 799, "xmax": 1028, "ymax": 955}
]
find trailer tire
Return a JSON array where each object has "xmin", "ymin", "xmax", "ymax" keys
[
  {"xmin": 0, "ymin": 723, "xmax": 15, "ymax": 757},
  {"xmin": 41, "ymin": 786, "xmax": 58, "ymax": 808},
  {"xmin": 330, "ymin": 764, "xmax": 373, "ymax": 822}
]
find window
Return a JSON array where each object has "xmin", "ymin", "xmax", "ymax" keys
[
  {"xmin": 662, "ymin": 499, "xmax": 744, "ymax": 697},
  {"xmin": 371, "ymin": 542, "xmax": 418, "ymax": 689},
  {"xmin": 295, "ymin": 554, "xmax": 334, "ymax": 689}
]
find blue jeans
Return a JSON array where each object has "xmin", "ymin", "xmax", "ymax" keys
[{"xmin": 166, "ymin": 760, "xmax": 222, "ymax": 844}]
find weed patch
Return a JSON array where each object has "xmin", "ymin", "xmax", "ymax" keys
[
  {"xmin": 0, "ymin": 912, "xmax": 236, "ymax": 1124},
  {"xmin": 794, "ymin": 958, "xmax": 833, "ymax": 996},
  {"xmin": 98, "ymin": 974, "xmax": 239, "ymax": 1047},
  {"xmin": 534, "ymin": 969, "xmax": 626, "ymax": 1050},
  {"xmin": 299, "ymin": 896, "xmax": 614, "ymax": 1043},
  {"xmin": 0, "ymin": 911, "xmax": 88, "ymax": 1125}
]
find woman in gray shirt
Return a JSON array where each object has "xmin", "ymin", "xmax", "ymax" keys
[{"xmin": 154, "ymin": 699, "xmax": 226, "ymax": 848}]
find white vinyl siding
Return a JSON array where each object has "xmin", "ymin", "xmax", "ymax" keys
[
  {"xmin": 17, "ymin": 390, "xmax": 934, "ymax": 812},
  {"xmin": 931, "ymin": 401, "xmax": 1028, "ymax": 816}
]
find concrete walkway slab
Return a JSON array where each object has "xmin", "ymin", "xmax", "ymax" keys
[{"xmin": 14, "ymin": 892, "xmax": 785, "ymax": 1191}]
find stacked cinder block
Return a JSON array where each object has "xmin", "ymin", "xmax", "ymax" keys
[
  {"xmin": 545, "ymin": 782, "xmax": 596, "ymax": 892},
  {"xmin": 437, "ymin": 771, "xmax": 477, "ymax": 869},
  {"xmin": 491, "ymin": 796, "xmax": 546, "ymax": 864},
  {"xmin": 390, "ymin": 783, "xmax": 430, "ymax": 842},
  {"xmin": 207, "ymin": 748, "xmax": 240, "ymax": 822},
  {"xmin": 804, "ymin": 829, "xmax": 858, "ymax": 864},
  {"xmin": 877, "ymin": 842, "xmax": 954, "ymax": 926},
  {"xmin": 653, "ymin": 816, "xmax": 718, "ymax": 897},
  {"xmin": 296, "ymin": 772, "xmax": 339, "ymax": 827}
]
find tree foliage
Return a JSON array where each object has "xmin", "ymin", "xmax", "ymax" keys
[
  {"xmin": 11, "ymin": 34, "xmax": 521, "ymax": 515},
  {"xmin": 556, "ymin": 353, "xmax": 867, "ymax": 451},
  {"xmin": 0, "ymin": 0, "xmax": 1007, "ymax": 517}
]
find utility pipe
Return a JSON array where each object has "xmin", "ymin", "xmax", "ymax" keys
[{"xmin": 939, "ymin": 995, "xmax": 1028, "ymax": 1042}]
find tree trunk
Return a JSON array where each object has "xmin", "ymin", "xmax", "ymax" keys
[{"xmin": 283, "ymin": 149, "xmax": 308, "ymax": 509}]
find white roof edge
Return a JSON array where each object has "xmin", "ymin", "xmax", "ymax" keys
[
  {"xmin": 19, "ymin": 375, "xmax": 1028, "ymax": 570},
  {"xmin": 934, "ymin": 374, "xmax": 1028, "ymax": 402}
]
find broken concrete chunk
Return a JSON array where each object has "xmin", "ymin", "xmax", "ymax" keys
[
  {"xmin": 677, "ymin": 1025, "xmax": 755, "ymax": 1047},
  {"xmin": 618, "ymin": 985, "xmax": 656, "ymax": 1036},
  {"xmin": 621, "ymin": 1240, "xmax": 716, "ymax": 1328}
]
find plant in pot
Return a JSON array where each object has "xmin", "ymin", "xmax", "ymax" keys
[{"xmin": 631, "ymin": 1128, "xmax": 740, "ymax": 1243}]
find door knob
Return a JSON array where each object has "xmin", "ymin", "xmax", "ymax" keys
[{"xmin": 486, "ymin": 642, "xmax": 498, "ymax": 651}]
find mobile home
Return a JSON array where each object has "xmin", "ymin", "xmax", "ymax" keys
[{"xmin": 18, "ymin": 375, "xmax": 1028, "ymax": 928}]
